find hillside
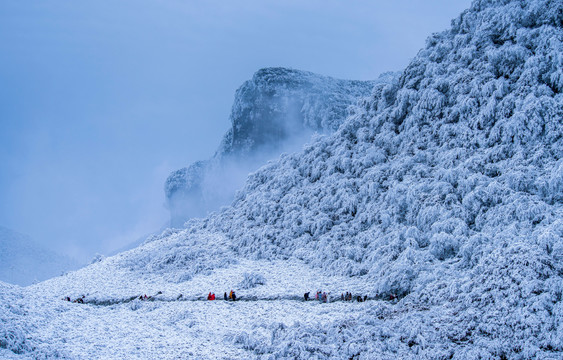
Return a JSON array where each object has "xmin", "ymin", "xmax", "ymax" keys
[
  {"xmin": 0, "ymin": 226, "xmax": 80, "ymax": 286},
  {"xmin": 2, "ymin": 0, "xmax": 562, "ymax": 358},
  {"xmin": 165, "ymin": 68, "xmax": 395, "ymax": 227},
  {"xmin": 129, "ymin": 0, "xmax": 563, "ymax": 355}
]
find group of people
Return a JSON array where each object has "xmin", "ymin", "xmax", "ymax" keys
[
  {"xmin": 302, "ymin": 291, "xmax": 367, "ymax": 303},
  {"xmin": 207, "ymin": 290, "xmax": 237, "ymax": 301},
  {"xmin": 302, "ymin": 291, "xmax": 369, "ymax": 303},
  {"xmin": 138, "ymin": 291, "xmax": 162, "ymax": 301},
  {"xmin": 304, "ymin": 291, "xmax": 327, "ymax": 302},
  {"xmin": 316, "ymin": 291, "xmax": 331, "ymax": 303},
  {"xmin": 63, "ymin": 295, "xmax": 85, "ymax": 303},
  {"xmin": 64, "ymin": 289, "xmax": 383, "ymax": 305},
  {"xmin": 341, "ymin": 292, "xmax": 368, "ymax": 302}
]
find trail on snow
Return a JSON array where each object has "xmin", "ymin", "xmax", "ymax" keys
[{"xmin": 69, "ymin": 295, "xmax": 394, "ymax": 307}]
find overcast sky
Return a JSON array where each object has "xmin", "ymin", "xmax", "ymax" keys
[{"xmin": 0, "ymin": 0, "xmax": 472, "ymax": 263}]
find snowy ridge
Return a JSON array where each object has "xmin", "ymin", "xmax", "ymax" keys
[
  {"xmin": 162, "ymin": 0, "xmax": 561, "ymax": 356},
  {"xmin": 195, "ymin": 0, "xmax": 563, "ymax": 283},
  {"xmin": 4, "ymin": 0, "xmax": 563, "ymax": 358},
  {"xmin": 165, "ymin": 68, "xmax": 391, "ymax": 226}
]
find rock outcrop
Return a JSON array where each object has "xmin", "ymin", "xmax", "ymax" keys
[{"xmin": 165, "ymin": 68, "xmax": 394, "ymax": 227}]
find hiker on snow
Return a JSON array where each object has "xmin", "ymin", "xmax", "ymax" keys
[{"xmin": 304, "ymin": 292, "xmax": 310, "ymax": 301}]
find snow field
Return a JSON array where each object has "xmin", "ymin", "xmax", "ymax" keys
[
  {"xmin": 24, "ymin": 297, "xmax": 380, "ymax": 359},
  {"xmin": 4, "ymin": 258, "xmax": 383, "ymax": 360}
]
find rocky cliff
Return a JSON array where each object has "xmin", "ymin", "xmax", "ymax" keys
[{"xmin": 165, "ymin": 68, "xmax": 394, "ymax": 227}]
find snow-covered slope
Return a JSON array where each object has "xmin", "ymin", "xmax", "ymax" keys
[
  {"xmin": 165, "ymin": 68, "xmax": 395, "ymax": 227},
  {"xmin": 3, "ymin": 0, "xmax": 563, "ymax": 358},
  {"xmin": 0, "ymin": 226, "xmax": 80, "ymax": 286},
  {"xmin": 145, "ymin": 0, "xmax": 563, "ymax": 356},
  {"xmin": 199, "ymin": 0, "xmax": 563, "ymax": 283}
]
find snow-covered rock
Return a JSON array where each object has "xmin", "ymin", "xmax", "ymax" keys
[{"xmin": 165, "ymin": 68, "xmax": 394, "ymax": 227}]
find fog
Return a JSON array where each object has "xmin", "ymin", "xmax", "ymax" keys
[{"xmin": 0, "ymin": 0, "xmax": 471, "ymax": 264}]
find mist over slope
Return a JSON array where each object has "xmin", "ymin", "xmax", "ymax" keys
[
  {"xmin": 0, "ymin": 226, "xmax": 80, "ymax": 286},
  {"xmin": 165, "ymin": 68, "xmax": 395, "ymax": 227}
]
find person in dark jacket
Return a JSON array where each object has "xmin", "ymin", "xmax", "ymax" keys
[
  {"xmin": 232, "ymin": 291, "xmax": 236, "ymax": 301},
  {"xmin": 304, "ymin": 292, "xmax": 310, "ymax": 301},
  {"xmin": 224, "ymin": 292, "xmax": 228, "ymax": 300}
]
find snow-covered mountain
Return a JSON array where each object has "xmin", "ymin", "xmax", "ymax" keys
[
  {"xmin": 0, "ymin": 226, "xmax": 80, "ymax": 286},
  {"xmin": 2, "ymin": 0, "xmax": 562, "ymax": 359},
  {"xmin": 165, "ymin": 68, "xmax": 395, "ymax": 227}
]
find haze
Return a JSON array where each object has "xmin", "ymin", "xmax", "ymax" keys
[{"xmin": 0, "ymin": 0, "xmax": 471, "ymax": 263}]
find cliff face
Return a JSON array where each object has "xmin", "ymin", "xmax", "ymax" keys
[
  {"xmin": 217, "ymin": 68, "xmax": 393, "ymax": 158},
  {"xmin": 165, "ymin": 68, "xmax": 392, "ymax": 227}
]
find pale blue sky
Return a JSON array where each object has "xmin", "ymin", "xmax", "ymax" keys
[{"xmin": 0, "ymin": 0, "xmax": 472, "ymax": 262}]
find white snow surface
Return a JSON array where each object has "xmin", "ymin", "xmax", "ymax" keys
[
  {"xmin": 2, "ymin": 246, "xmax": 376, "ymax": 359},
  {"xmin": 2, "ymin": 0, "xmax": 563, "ymax": 358}
]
